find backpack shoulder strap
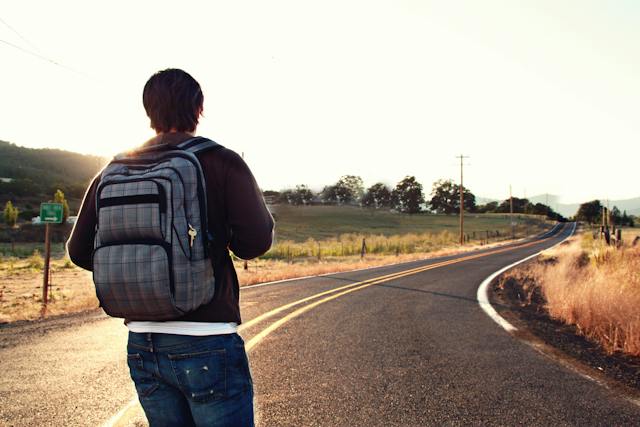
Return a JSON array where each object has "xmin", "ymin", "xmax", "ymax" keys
[
  {"xmin": 176, "ymin": 137, "xmax": 223, "ymax": 155},
  {"xmin": 175, "ymin": 137, "xmax": 223, "ymax": 256}
]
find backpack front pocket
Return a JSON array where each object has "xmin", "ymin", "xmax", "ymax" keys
[
  {"xmin": 92, "ymin": 243, "xmax": 183, "ymax": 320},
  {"xmin": 97, "ymin": 181, "xmax": 167, "ymax": 244}
]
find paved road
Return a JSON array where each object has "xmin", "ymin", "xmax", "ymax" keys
[{"xmin": 1, "ymin": 223, "xmax": 638, "ymax": 426}]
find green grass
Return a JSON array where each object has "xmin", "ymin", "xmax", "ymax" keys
[
  {"xmin": 271, "ymin": 205, "xmax": 547, "ymax": 242},
  {"xmin": 1, "ymin": 205, "xmax": 551, "ymax": 262},
  {"xmin": 264, "ymin": 205, "xmax": 552, "ymax": 260}
]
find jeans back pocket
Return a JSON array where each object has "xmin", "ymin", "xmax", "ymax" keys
[
  {"xmin": 168, "ymin": 349, "xmax": 226, "ymax": 402},
  {"xmin": 127, "ymin": 353, "xmax": 159, "ymax": 398}
]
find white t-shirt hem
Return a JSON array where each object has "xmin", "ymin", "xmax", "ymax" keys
[{"xmin": 126, "ymin": 321, "xmax": 238, "ymax": 336}]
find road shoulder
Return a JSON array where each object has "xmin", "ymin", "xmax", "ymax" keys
[{"xmin": 489, "ymin": 261, "xmax": 640, "ymax": 402}]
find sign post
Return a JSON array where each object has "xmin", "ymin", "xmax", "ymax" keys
[{"xmin": 40, "ymin": 203, "xmax": 63, "ymax": 312}]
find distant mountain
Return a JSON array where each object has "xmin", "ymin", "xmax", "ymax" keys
[
  {"xmin": 0, "ymin": 140, "xmax": 107, "ymax": 217},
  {"xmin": 527, "ymin": 194, "xmax": 640, "ymax": 218},
  {"xmin": 475, "ymin": 193, "xmax": 640, "ymax": 218},
  {"xmin": 525, "ymin": 194, "xmax": 578, "ymax": 218},
  {"xmin": 475, "ymin": 196, "xmax": 499, "ymax": 205},
  {"xmin": 601, "ymin": 197, "xmax": 640, "ymax": 215}
]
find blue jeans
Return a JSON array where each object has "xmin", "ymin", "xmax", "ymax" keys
[{"xmin": 127, "ymin": 332, "xmax": 254, "ymax": 427}]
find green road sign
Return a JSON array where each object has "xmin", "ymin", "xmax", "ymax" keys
[{"xmin": 40, "ymin": 203, "xmax": 64, "ymax": 224}]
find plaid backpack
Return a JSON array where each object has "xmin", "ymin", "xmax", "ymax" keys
[{"xmin": 92, "ymin": 137, "xmax": 220, "ymax": 320}]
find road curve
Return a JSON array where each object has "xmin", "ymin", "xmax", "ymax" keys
[
  {"xmin": 243, "ymin": 223, "xmax": 640, "ymax": 426},
  {"xmin": 2, "ymin": 223, "xmax": 638, "ymax": 426}
]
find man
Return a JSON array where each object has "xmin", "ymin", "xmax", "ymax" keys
[{"xmin": 68, "ymin": 68, "xmax": 274, "ymax": 426}]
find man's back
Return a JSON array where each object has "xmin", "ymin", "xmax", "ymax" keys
[{"xmin": 67, "ymin": 68, "xmax": 273, "ymax": 426}]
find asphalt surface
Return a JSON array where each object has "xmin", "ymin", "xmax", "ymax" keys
[{"xmin": 2, "ymin": 223, "xmax": 639, "ymax": 426}]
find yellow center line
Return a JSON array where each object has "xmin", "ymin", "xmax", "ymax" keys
[
  {"xmin": 104, "ymin": 227, "xmax": 565, "ymax": 427},
  {"xmin": 239, "ymin": 257, "xmax": 459, "ymax": 332},
  {"xmin": 242, "ymin": 228, "xmax": 562, "ymax": 351}
]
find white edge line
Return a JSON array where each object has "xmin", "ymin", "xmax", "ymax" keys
[
  {"xmin": 103, "ymin": 223, "xmax": 563, "ymax": 426},
  {"xmin": 102, "ymin": 398, "xmax": 138, "ymax": 427},
  {"xmin": 476, "ymin": 222, "xmax": 576, "ymax": 332},
  {"xmin": 242, "ymin": 224, "xmax": 560, "ymax": 290}
]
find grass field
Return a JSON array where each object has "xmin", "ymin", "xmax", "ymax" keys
[
  {"xmin": 0, "ymin": 205, "xmax": 552, "ymax": 322},
  {"xmin": 268, "ymin": 205, "xmax": 550, "ymax": 260},
  {"xmin": 270, "ymin": 205, "xmax": 545, "ymax": 242}
]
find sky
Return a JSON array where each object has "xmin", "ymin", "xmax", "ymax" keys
[{"xmin": 1, "ymin": 0, "xmax": 639, "ymax": 204}]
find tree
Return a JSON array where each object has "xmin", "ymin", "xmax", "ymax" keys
[
  {"xmin": 278, "ymin": 185, "xmax": 314, "ymax": 205},
  {"xmin": 428, "ymin": 179, "xmax": 476, "ymax": 214},
  {"xmin": 335, "ymin": 175, "xmax": 364, "ymax": 205},
  {"xmin": 429, "ymin": 180, "xmax": 458, "ymax": 214},
  {"xmin": 290, "ymin": 185, "xmax": 314, "ymax": 205},
  {"xmin": 362, "ymin": 183, "xmax": 392, "ymax": 209},
  {"xmin": 392, "ymin": 176, "xmax": 425, "ymax": 214},
  {"xmin": 496, "ymin": 197, "xmax": 532, "ymax": 214},
  {"xmin": 531, "ymin": 203, "xmax": 552, "ymax": 217},
  {"xmin": 611, "ymin": 206, "xmax": 622, "ymax": 225},
  {"xmin": 320, "ymin": 176, "xmax": 363, "ymax": 205},
  {"xmin": 575, "ymin": 200, "xmax": 602, "ymax": 224},
  {"xmin": 459, "ymin": 187, "xmax": 477, "ymax": 213},
  {"xmin": 4, "ymin": 200, "xmax": 19, "ymax": 227},
  {"xmin": 476, "ymin": 201, "xmax": 499, "ymax": 213},
  {"xmin": 53, "ymin": 189, "xmax": 70, "ymax": 223},
  {"xmin": 319, "ymin": 185, "xmax": 339, "ymax": 204}
]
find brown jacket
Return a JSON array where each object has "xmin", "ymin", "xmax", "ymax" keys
[{"xmin": 67, "ymin": 132, "xmax": 274, "ymax": 323}]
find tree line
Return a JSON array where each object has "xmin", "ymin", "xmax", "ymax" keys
[
  {"xmin": 575, "ymin": 200, "xmax": 635, "ymax": 227},
  {"xmin": 265, "ymin": 176, "xmax": 566, "ymax": 221}
]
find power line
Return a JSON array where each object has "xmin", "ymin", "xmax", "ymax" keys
[
  {"xmin": 0, "ymin": 16, "xmax": 43, "ymax": 55},
  {"xmin": 0, "ymin": 38, "xmax": 63, "ymax": 65},
  {"xmin": 0, "ymin": 21, "xmax": 87, "ymax": 78}
]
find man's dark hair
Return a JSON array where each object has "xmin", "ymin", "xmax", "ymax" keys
[{"xmin": 143, "ymin": 68, "xmax": 204, "ymax": 133}]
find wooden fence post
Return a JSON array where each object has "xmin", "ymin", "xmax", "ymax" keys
[{"xmin": 41, "ymin": 223, "xmax": 51, "ymax": 316}]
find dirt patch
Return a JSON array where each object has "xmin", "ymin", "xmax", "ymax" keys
[
  {"xmin": 0, "ymin": 267, "xmax": 98, "ymax": 323},
  {"xmin": 491, "ymin": 264, "xmax": 640, "ymax": 392}
]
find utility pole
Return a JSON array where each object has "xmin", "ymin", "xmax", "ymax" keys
[
  {"xmin": 510, "ymin": 185, "xmax": 514, "ymax": 239},
  {"xmin": 457, "ymin": 154, "xmax": 470, "ymax": 245}
]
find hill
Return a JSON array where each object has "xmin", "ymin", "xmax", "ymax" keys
[
  {"xmin": 0, "ymin": 140, "xmax": 107, "ymax": 220},
  {"xmin": 477, "ymin": 194, "xmax": 640, "ymax": 218},
  {"xmin": 527, "ymin": 194, "xmax": 640, "ymax": 218}
]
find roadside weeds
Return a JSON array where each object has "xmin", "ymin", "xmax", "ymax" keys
[
  {"xmin": 492, "ymin": 232, "xmax": 640, "ymax": 392},
  {"xmin": 1, "ymin": 237, "xmax": 528, "ymax": 323}
]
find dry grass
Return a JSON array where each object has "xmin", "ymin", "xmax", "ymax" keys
[
  {"xmin": 234, "ymin": 237, "xmax": 516, "ymax": 286},
  {"xmin": 0, "ymin": 236, "xmax": 524, "ymax": 323},
  {"xmin": 522, "ymin": 229, "xmax": 640, "ymax": 356},
  {"xmin": 266, "ymin": 221, "xmax": 549, "ymax": 261},
  {"xmin": 0, "ymin": 254, "xmax": 98, "ymax": 323}
]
